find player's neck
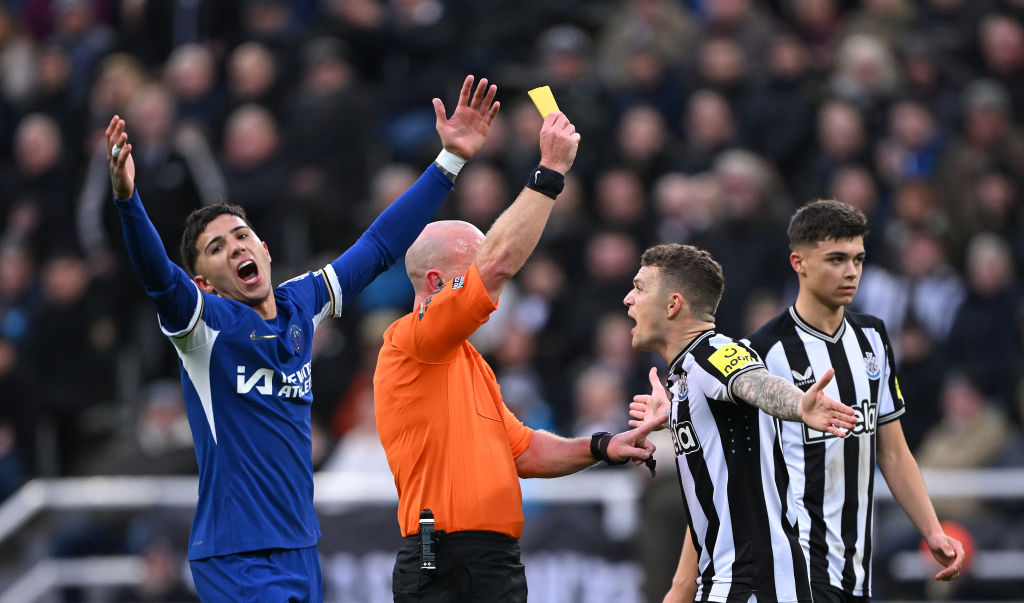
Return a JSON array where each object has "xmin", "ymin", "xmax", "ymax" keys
[
  {"xmin": 794, "ymin": 293, "xmax": 844, "ymax": 335},
  {"xmin": 253, "ymin": 296, "xmax": 277, "ymax": 320},
  {"xmin": 664, "ymin": 320, "xmax": 716, "ymax": 364}
]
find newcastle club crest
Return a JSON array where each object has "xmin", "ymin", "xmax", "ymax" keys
[{"xmin": 864, "ymin": 351, "xmax": 881, "ymax": 380}]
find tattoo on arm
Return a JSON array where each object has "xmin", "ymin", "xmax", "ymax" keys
[{"xmin": 731, "ymin": 369, "xmax": 801, "ymax": 421}]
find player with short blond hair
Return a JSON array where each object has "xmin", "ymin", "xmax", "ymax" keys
[{"xmin": 626, "ymin": 243, "xmax": 858, "ymax": 602}]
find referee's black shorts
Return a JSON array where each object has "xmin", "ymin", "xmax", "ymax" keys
[{"xmin": 392, "ymin": 530, "xmax": 526, "ymax": 603}]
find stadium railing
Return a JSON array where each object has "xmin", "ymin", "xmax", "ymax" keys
[{"xmin": 1, "ymin": 468, "xmax": 1022, "ymax": 602}]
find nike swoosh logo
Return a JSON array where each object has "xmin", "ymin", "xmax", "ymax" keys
[
  {"xmin": 249, "ymin": 330, "xmax": 276, "ymax": 340},
  {"xmin": 534, "ymin": 169, "xmax": 541, "ymax": 183}
]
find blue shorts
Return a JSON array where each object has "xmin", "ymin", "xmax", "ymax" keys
[{"xmin": 190, "ymin": 545, "xmax": 323, "ymax": 602}]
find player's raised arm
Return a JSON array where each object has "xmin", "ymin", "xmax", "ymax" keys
[
  {"xmin": 106, "ymin": 115, "xmax": 197, "ymax": 331},
  {"xmin": 328, "ymin": 75, "xmax": 500, "ymax": 298},
  {"xmin": 432, "ymin": 74, "xmax": 500, "ymax": 176},
  {"xmin": 107, "ymin": 115, "xmax": 136, "ymax": 200}
]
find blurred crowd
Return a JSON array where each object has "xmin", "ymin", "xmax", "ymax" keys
[{"xmin": 1, "ymin": 0, "xmax": 1024, "ymax": 595}]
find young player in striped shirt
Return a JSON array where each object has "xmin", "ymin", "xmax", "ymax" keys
[{"xmin": 746, "ymin": 200, "xmax": 964, "ymax": 602}]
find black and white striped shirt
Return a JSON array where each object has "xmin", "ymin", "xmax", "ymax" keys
[
  {"xmin": 746, "ymin": 308, "xmax": 905, "ymax": 597},
  {"xmin": 668, "ymin": 330, "xmax": 811, "ymax": 603}
]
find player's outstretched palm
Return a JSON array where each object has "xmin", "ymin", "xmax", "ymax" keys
[
  {"xmin": 106, "ymin": 115, "xmax": 136, "ymax": 200},
  {"xmin": 798, "ymin": 368, "xmax": 857, "ymax": 437},
  {"xmin": 433, "ymin": 74, "xmax": 499, "ymax": 160},
  {"xmin": 629, "ymin": 367, "xmax": 670, "ymax": 430}
]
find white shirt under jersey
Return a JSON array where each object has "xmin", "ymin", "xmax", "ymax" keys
[
  {"xmin": 668, "ymin": 330, "xmax": 811, "ymax": 603},
  {"xmin": 746, "ymin": 307, "xmax": 905, "ymax": 597}
]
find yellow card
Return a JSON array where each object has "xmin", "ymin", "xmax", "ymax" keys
[{"xmin": 528, "ymin": 85, "xmax": 560, "ymax": 118}]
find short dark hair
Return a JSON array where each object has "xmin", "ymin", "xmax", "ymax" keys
[
  {"xmin": 787, "ymin": 199, "xmax": 869, "ymax": 250},
  {"xmin": 179, "ymin": 203, "xmax": 255, "ymax": 276},
  {"xmin": 641, "ymin": 244, "xmax": 724, "ymax": 319}
]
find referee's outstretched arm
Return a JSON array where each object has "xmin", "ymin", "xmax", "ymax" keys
[{"xmin": 514, "ymin": 412, "xmax": 666, "ymax": 478}]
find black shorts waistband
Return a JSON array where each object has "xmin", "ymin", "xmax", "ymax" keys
[{"xmin": 403, "ymin": 530, "xmax": 518, "ymax": 546}]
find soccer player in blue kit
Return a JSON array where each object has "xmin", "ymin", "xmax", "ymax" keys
[{"xmin": 105, "ymin": 75, "xmax": 499, "ymax": 602}]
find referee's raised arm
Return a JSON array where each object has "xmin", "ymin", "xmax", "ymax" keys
[
  {"xmin": 475, "ymin": 110, "xmax": 579, "ymax": 302},
  {"xmin": 373, "ymin": 98, "xmax": 587, "ymax": 603}
]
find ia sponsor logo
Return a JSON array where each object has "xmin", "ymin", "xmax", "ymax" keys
[
  {"xmin": 237, "ymin": 365, "xmax": 273, "ymax": 394},
  {"xmin": 671, "ymin": 419, "xmax": 702, "ymax": 456},
  {"xmin": 803, "ymin": 401, "xmax": 878, "ymax": 443},
  {"xmin": 236, "ymin": 363, "xmax": 313, "ymax": 398}
]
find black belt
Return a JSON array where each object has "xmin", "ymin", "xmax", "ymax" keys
[{"xmin": 403, "ymin": 530, "xmax": 518, "ymax": 546}]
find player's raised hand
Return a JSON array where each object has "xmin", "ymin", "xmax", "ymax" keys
[
  {"xmin": 106, "ymin": 115, "xmax": 135, "ymax": 200},
  {"xmin": 537, "ymin": 111, "xmax": 580, "ymax": 175},
  {"xmin": 433, "ymin": 75, "xmax": 499, "ymax": 161},
  {"xmin": 606, "ymin": 412, "xmax": 668, "ymax": 463},
  {"xmin": 797, "ymin": 368, "xmax": 857, "ymax": 437},
  {"xmin": 629, "ymin": 367, "xmax": 670, "ymax": 430}
]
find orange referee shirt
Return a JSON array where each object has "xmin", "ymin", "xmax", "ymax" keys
[{"xmin": 374, "ymin": 262, "xmax": 535, "ymax": 538}]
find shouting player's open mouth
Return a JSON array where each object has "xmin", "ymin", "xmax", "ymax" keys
[{"xmin": 237, "ymin": 259, "xmax": 260, "ymax": 285}]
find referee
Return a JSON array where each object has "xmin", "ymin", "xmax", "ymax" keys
[
  {"xmin": 746, "ymin": 200, "xmax": 965, "ymax": 602},
  {"xmin": 373, "ymin": 110, "xmax": 662, "ymax": 602}
]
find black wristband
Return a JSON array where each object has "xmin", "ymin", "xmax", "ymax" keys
[
  {"xmin": 590, "ymin": 432, "xmax": 628, "ymax": 466},
  {"xmin": 525, "ymin": 165, "xmax": 565, "ymax": 199}
]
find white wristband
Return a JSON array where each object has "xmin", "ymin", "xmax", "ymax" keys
[{"xmin": 434, "ymin": 149, "xmax": 467, "ymax": 177}]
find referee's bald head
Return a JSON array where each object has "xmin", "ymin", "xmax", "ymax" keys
[{"xmin": 406, "ymin": 220, "xmax": 484, "ymax": 294}]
